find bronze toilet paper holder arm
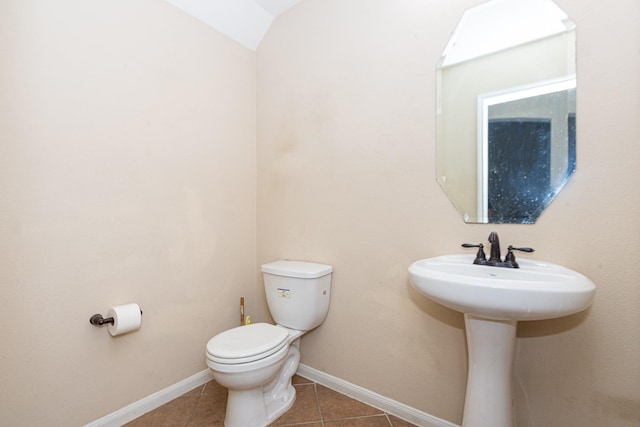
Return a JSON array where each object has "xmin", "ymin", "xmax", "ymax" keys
[{"xmin": 89, "ymin": 314, "xmax": 115, "ymax": 326}]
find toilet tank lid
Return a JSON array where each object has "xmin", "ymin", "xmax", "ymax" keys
[{"xmin": 261, "ymin": 260, "xmax": 332, "ymax": 279}]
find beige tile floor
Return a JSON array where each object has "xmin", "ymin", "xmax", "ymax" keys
[{"xmin": 124, "ymin": 374, "xmax": 419, "ymax": 427}]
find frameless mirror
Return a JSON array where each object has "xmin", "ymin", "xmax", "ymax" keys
[{"xmin": 436, "ymin": 0, "xmax": 576, "ymax": 223}]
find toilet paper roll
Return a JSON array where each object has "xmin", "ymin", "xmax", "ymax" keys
[{"xmin": 107, "ymin": 303, "xmax": 142, "ymax": 336}]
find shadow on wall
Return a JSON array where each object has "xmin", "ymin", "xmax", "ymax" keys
[
  {"xmin": 516, "ymin": 308, "xmax": 591, "ymax": 338},
  {"xmin": 406, "ymin": 279, "xmax": 465, "ymax": 331}
]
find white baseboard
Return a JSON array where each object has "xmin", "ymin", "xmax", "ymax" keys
[
  {"xmin": 297, "ymin": 364, "xmax": 459, "ymax": 427},
  {"xmin": 84, "ymin": 369, "xmax": 213, "ymax": 427},
  {"xmin": 85, "ymin": 365, "xmax": 458, "ymax": 427}
]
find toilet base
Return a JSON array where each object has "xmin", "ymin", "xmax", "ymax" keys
[
  {"xmin": 223, "ymin": 344, "xmax": 301, "ymax": 427},
  {"xmin": 224, "ymin": 386, "xmax": 296, "ymax": 427}
]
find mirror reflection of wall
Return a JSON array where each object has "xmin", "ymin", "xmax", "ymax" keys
[{"xmin": 436, "ymin": 0, "xmax": 576, "ymax": 223}]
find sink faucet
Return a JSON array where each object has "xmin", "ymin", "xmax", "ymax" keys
[
  {"xmin": 489, "ymin": 231, "xmax": 502, "ymax": 264},
  {"xmin": 488, "ymin": 231, "xmax": 501, "ymax": 264},
  {"xmin": 462, "ymin": 232, "xmax": 535, "ymax": 268}
]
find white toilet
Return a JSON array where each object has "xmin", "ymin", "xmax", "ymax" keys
[{"xmin": 205, "ymin": 260, "xmax": 333, "ymax": 427}]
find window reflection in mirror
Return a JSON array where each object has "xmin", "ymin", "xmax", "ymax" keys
[{"xmin": 436, "ymin": 0, "xmax": 576, "ymax": 223}]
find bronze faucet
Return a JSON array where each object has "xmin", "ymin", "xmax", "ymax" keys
[
  {"xmin": 462, "ymin": 232, "xmax": 534, "ymax": 268},
  {"xmin": 488, "ymin": 231, "xmax": 501, "ymax": 264}
]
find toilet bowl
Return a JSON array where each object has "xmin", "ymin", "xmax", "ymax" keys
[
  {"xmin": 206, "ymin": 323, "xmax": 303, "ymax": 427},
  {"xmin": 205, "ymin": 260, "xmax": 332, "ymax": 427}
]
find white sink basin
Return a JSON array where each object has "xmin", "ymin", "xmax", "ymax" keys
[{"xmin": 409, "ymin": 254, "xmax": 595, "ymax": 321}]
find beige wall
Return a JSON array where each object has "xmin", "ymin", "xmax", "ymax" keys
[
  {"xmin": 0, "ymin": 0, "xmax": 256, "ymax": 425},
  {"xmin": 257, "ymin": 0, "xmax": 640, "ymax": 426}
]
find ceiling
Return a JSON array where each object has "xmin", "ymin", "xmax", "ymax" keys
[
  {"xmin": 164, "ymin": 0, "xmax": 305, "ymax": 51},
  {"xmin": 442, "ymin": 0, "xmax": 572, "ymax": 66}
]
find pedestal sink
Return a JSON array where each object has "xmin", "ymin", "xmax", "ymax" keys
[{"xmin": 408, "ymin": 254, "xmax": 595, "ymax": 427}]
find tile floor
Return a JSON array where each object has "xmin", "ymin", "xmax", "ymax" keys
[{"xmin": 124, "ymin": 374, "xmax": 419, "ymax": 427}]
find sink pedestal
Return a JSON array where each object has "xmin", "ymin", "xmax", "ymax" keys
[{"xmin": 462, "ymin": 315, "xmax": 517, "ymax": 427}]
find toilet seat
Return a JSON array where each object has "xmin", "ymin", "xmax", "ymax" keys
[{"xmin": 206, "ymin": 323, "xmax": 289, "ymax": 364}]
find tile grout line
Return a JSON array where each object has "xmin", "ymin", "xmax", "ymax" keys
[
  {"xmin": 312, "ymin": 382, "xmax": 325, "ymax": 427},
  {"xmin": 195, "ymin": 381, "xmax": 213, "ymax": 425},
  {"xmin": 384, "ymin": 413, "xmax": 393, "ymax": 426},
  {"xmin": 184, "ymin": 395, "xmax": 200, "ymax": 427},
  {"xmin": 323, "ymin": 414, "xmax": 393, "ymax": 423},
  {"xmin": 184, "ymin": 383, "xmax": 206, "ymax": 427}
]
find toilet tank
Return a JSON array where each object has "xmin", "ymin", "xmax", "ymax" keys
[{"xmin": 262, "ymin": 260, "xmax": 332, "ymax": 331}]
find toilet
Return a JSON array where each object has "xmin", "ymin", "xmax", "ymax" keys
[{"xmin": 205, "ymin": 260, "xmax": 333, "ymax": 427}]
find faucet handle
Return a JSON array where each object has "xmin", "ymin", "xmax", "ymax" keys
[
  {"xmin": 504, "ymin": 245, "xmax": 535, "ymax": 268},
  {"xmin": 509, "ymin": 246, "xmax": 535, "ymax": 253},
  {"xmin": 462, "ymin": 243, "xmax": 487, "ymax": 264}
]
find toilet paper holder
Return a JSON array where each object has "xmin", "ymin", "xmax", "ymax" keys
[
  {"xmin": 89, "ymin": 309, "xmax": 143, "ymax": 327},
  {"xmin": 89, "ymin": 313, "xmax": 115, "ymax": 326}
]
